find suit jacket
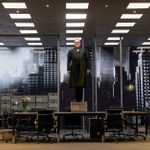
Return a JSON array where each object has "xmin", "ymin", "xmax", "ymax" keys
[{"xmin": 67, "ymin": 47, "xmax": 90, "ymax": 87}]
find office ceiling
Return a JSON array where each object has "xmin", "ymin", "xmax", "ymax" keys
[{"xmin": 0, "ymin": 0, "xmax": 150, "ymax": 47}]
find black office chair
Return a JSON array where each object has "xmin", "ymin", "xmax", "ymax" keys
[
  {"xmin": 11, "ymin": 113, "xmax": 37, "ymax": 143},
  {"xmin": 124, "ymin": 115, "xmax": 146, "ymax": 140},
  {"xmin": 104, "ymin": 108, "xmax": 130, "ymax": 142},
  {"xmin": 62, "ymin": 115, "xmax": 84, "ymax": 140},
  {"xmin": 34, "ymin": 110, "xmax": 56, "ymax": 143}
]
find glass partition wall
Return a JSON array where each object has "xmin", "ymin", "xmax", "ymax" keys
[
  {"xmin": 0, "ymin": 36, "xmax": 60, "ymax": 114},
  {"xmin": 0, "ymin": 35, "xmax": 150, "ymax": 116}
]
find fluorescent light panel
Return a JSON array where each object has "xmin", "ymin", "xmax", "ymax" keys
[
  {"xmin": 66, "ymin": 3, "xmax": 89, "ymax": 9},
  {"xmin": 24, "ymin": 37, "xmax": 41, "ymax": 41},
  {"xmin": 32, "ymin": 47, "xmax": 44, "ymax": 50},
  {"xmin": 15, "ymin": 22, "xmax": 35, "ymax": 27},
  {"xmin": 66, "ymin": 22, "xmax": 85, "ymax": 27},
  {"xmin": 2, "ymin": 2, "xmax": 27, "ymax": 9},
  {"xmin": 66, "ymin": 42, "xmax": 74, "ymax": 45},
  {"xmin": 107, "ymin": 37, "xmax": 124, "ymax": 41},
  {"xmin": 19, "ymin": 30, "xmax": 38, "ymax": 34},
  {"xmin": 132, "ymin": 50, "xmax": 145, "ymax": 53},
  {"xmin": 147, "ymin": 38, "xmax": 150, "ymax": 40},
  {"xmin": 127, "ymin": 3, "xmax": 150, "ymax": 9},
  {"xmin": 104, "ymin": 42, "xmax": 119, "ymax": 45},
  {"xmin": 115, "ymin": 22, "xmax": 135, "ymax": 27},
  {"xmin": 27, "ymin": 43, "xmax": 43, "ymax": 46},
  {"xmin": 66, "ymin": 37, "xmax": 82, "ymax": 40},
  {"xmin": 137, "ymin": 46, "xmax": 150, "ymax": 49},
  {"xmin": 9, "ymin": 14, "xmax": 31, "ymax": 19},
  {"xmin": 66, "ymin": 30, "xmax": 83, "ymax": 33},
  {"xmin": 120, "ymin": 14, "xmax": 143, "ymax": 19},
  {"xmin": 0, "ymin": 47, "xmax": 8, "ymax": 50},
  {"xmin": 111, "ymin": 29, "xmax": 130, "ymax": 33},
  {"xmin": 142, "ymin": 42, "xmax": 150, "ymax": 45},
  {"xmin": 0, "ymin": 50, "xmax": 12, "ymax": 54},
  {"xmin": 0, "ymin": 42, "xmax": 4, "ymax": 46},
  {"xmin": 66, "ymin": 14, "xmax": 87, "ymax": 19}
]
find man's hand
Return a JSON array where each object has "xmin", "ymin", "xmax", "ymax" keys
[{"xmin": 87, "ymin": 69, "xmax": 90, "ymax": 74}]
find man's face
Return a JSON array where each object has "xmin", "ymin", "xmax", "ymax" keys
[{"xmin": 74, "ymin": 39, "xmax": 81, "ymax": 48}]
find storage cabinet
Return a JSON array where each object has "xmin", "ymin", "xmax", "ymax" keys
[{"xmin": 0, "ymin": 93, "xmax": 58, "ymax": 114}]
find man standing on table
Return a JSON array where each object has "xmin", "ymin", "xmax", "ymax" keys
[{"xmin": 67, "ymin": 39, "xmax": 90, "ymax": 102}]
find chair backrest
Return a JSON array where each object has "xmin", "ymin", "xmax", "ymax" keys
[
  {"xmin": 37, "ymin": 109, "xmax": 54, "ymax": 131},
  {"xmin": 64, "ymin": 115, "xmax": 81, "ymax": 129},
  {"xmin": 106, "ymin": 108, "xmax": 123, "ymax": 132},
  {"xmin": 125, "ymin": 115, "xmax": 145, "ymax": 128}
]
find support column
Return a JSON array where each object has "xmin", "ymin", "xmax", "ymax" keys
[
  {"xmin": 92, "ymin": 37, "xmax": 97, "ymax": 111},
  {"xmin": 82, "ymin": 39, "xmax": 85, "ymax": 101},
  {"xmin": 119, "ymin": 36, "xmax": 123, "ymax": 108},
  {"xmin": 57, "ymin": 36, "xmax": 60, "ymax": 112},
  {"xmin": 94, "ymin": 37, "xmax": 97, "ymax": 112}
]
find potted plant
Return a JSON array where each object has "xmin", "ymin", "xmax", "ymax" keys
[{"xmin": 22, "ymin": 96, "xmax": 31, "ymax": 111}]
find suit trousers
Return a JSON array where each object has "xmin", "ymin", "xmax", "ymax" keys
[{"xmin": 74, "ymin": 87, "xmax": 83, "ymax": 102}]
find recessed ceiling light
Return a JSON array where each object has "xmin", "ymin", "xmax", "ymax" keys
[
  {"xmin": 16, "ymin": 10, "xmax": 20, "ymax": 13},
  {"xmin": 127, "ymin": 2, "xmax": 150, "ymax": 9},
  {"xmin": 66, "ymin": 30, "xmax": 83, "ymax": 33},
  {"xmin": 66, "ymin": 42, "xmax": 74, "ymax": 45},
  {"xmin": 19, "ymin": 30, "xmax": 38, "ymax": 34},
  {"xmin": 2, "ymin": 2, "xmax": 27, "ymax": 9},
  {"xmin": 105, "ymin": 4, "xmax": 108, "ymax": 8},
  {"xmin": 66, "ymin": 37, "xmax": 82, "ymax": 40},
  {"xmin": 115, "ymin": 22, "xmax": 135, "ymax": 27},
  {"xmin": 45, "ymin": 4, "xmax": 50, "ymax": 8},
  {"xmin": 15, "ymin": 22, "xmax": 35, "ymax": 27},
  {"xmin": 142, "ymin": 42, "xmax": 150, "ymax": 45},
  {"xmin": 27, "ymin": 43, "xmax": 43, "ymax": 46},
  {"xmin": 24, "ymin": 37, "xmax": 41, "ymax": 41},
  {"xmin": 66, "ymin": 22, "xmax": 85, "ymax": 27},
  {"xmin": 120, "ymin": 14, "xmax": 143, "ymax": 19},
  {"xmin": 107, "ymin": 37, "xmax": 124, "ymax": 41},
  {"xmin": 133, "ymin": 10, "xmax": 136, "ymax": 14},
  {"xmin": 66, "ymin": 14, "xmax": 87, "ymax": 19},
  {"xmin": 111, "ymin": 29, "xmax": 130, "ymax": 34},
  {"xmin": 104, "ymin": 42, "xmax": 119, "ymax": 45},
  {"xmin": 9, "ymin": 13, "xmax": 31, "ymax": 19},
  {"xmin": 66, "ymin": 3, "xmax": 89, "ymax": 9},
  {"xmin": 0, "ymin": 42, "xmax": 4, "ymax": 46}
]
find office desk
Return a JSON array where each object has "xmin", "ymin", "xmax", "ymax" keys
[
  {"xmin": 55, "ymin": 112, "xmax": 105, "ymax": 142},
  {"xmin": 12, "ymin": 112, "xmax": 38, "ymax": 143},
  {"xmin": 11, "ymin": 111, "xmax": 148, "ymax": 143},
  {"xmin": 55, "ymin": 111, "xmax": 148, "ymax": 142}
]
